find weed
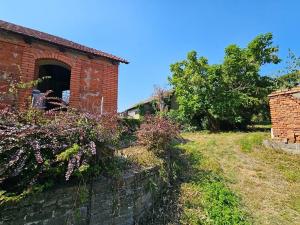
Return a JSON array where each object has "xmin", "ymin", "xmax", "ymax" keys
[
  {"xmin": 175, "ymin": 140, "xmax": 251, "ymax": 225},
  {"xmin": 202, "ymin": 182, "xmax": 250, "ymax": 225}
]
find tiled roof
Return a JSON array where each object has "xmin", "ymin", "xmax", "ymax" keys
[
  {"xmin": 268, "ymin": 86, "xmax": 300, "ymax": 97},
  {"xmin": 126, "ymin": 97, "xmax": 155, "ymax": 111},
  {"xmin": 0, "ymin": 20, "xmax": 128, "ymax": 64},
  {"xmin": 125, "ymin": 90, "xmax": 174, "ymax": 111}
]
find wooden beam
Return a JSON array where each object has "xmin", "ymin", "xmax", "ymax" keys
[
  {"xmin": 87, "ymin": 54, "xmax": 94, "ymax": 59},
  {"xmin": 23, "ymin": 36, "xmax": 32, "ymax": 44},
  {"xmin": 58, "ymin": 46, "xmax": 66, "ymax": 52}
]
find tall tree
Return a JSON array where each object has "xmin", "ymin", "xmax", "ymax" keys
[
  {"xmin": 275, "ymin": 50, "xmax": 300, "ymax": 89},
  {"xmin": 169, "ymin": 33, "xmax": 280, "ymax": 130}
]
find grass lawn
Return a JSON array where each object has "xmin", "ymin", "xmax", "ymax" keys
[{"xmin": 175, "ymin": 131, "xmax": 300, "ymax": 225}]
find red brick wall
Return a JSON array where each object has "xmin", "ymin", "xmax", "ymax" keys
[
  {"xmin": 0, "ymin": 30, "xmax": 119, "ymax": 113},
  {"xmin": 0, "ymin": 38, "xmax": 24, "ymax": 107},
  {"xmin": 269, "ymin": 87, "xmax": 300, "ymax": 143}
]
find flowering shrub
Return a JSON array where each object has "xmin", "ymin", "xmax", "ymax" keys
[
  {"xmin": 136, "ymin": 115, "xmax": 180, "ymax": 155},
  {"xmin": 0, "ymin": 75, "xmax": 126, "ymax": 203},
  {"xmin": 0, "ymin": 107, "xmax": 121, "ymax": 194}
]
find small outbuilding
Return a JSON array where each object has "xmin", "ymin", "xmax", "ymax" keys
[
  {"xmin": 0, "ymin": 20, "xmax": 128, "ymax": 113},
  {"xmin": 122, "ymin": 90, "xmax": 178, "ymax": 119},
  {"xmin": 269, "ymin": 87, "xmax": 300, "ymax": 143}
]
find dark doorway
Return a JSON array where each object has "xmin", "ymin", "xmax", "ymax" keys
[{"xmin": 36, "ymin": 61, "xmax": 71, "ymax": 110}]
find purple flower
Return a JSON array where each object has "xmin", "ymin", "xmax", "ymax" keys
[
  {"xmin": 89, "ymin": 141, "xmax": 96, "ymax": 155},
  {"xmin": 65, "ymin": 157, "xmax": 76, "ymax": 180},
  {"xmin": 32, "ymin": 140, "xmax": 43, "ymax": 164}
]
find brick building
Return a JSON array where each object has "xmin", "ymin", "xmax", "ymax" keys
[
  {"xmin": 0, "ymin": 20, "xmax": 128, "ymax": 113},
  {"xmin": 269, "ymin": 87, "xmax": 300, "ymax": 143}
]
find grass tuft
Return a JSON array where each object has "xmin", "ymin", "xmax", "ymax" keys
[{"xmin": 239, "ymin": 133, "xmax": 267, "ymax": 152}]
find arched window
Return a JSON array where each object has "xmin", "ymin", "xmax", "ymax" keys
[{"xmin": 34, "ymin": 59, "xmax": 71, "ymax": 110}]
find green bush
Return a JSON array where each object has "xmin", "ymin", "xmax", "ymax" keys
[
  {"xmin": 120, "ymin": 117, "xmax": 141, "ymax": 132},
  {"xmin": 166, "ymin": 109, "xmax": 199, "ymax": 131}
]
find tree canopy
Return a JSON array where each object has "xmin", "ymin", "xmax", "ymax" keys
[
  {"xmin": 169, "ymin": 33, "xmax": 281, "ymax": 130},
  {"xmin": 275, "ymin": 50, "xmax": 300, "ymax": 89}
]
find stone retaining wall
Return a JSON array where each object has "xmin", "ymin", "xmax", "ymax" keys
[{"xmin": 0, "ymin": 167, "xmax": 161, "ymax": 225}]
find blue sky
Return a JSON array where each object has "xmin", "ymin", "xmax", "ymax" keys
[{"xmin": 1, "ymin": 0, "xmax": 299, "ymax": 111}]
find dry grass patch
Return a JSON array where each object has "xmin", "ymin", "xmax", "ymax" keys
[
  {"xmin": 117, "ymin": 146, "xmax": 163, "ymax": 168},
  {"xmin": 181, "ymin": 131, "xmax": 300, "ymax": 225}
]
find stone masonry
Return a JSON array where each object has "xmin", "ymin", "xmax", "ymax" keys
[{"xmin": 0, "ymin": 167, "xmax": 161, "ymax": 225}]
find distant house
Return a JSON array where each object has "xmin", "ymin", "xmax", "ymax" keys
[
  {"xmin": 123, "ymin": 90, "xmax": 178, "ymax": 119},
  {"xmin": 0, "ymin": 20, "xmax": 128, "ymax": 113},
  {"xmin": 123, "ymin": 97, "xmax": 156, "ymax": 119}
]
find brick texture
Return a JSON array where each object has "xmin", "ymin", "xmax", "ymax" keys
[
  {"xmin": 0, "ymin": 30, "xmax": 120, "ymax": 113},
  {"xmin": 269, "ymin": 87, "xmax": 300, "ymax": 143}
]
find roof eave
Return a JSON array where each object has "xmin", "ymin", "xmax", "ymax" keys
[{"xmin": 0, "ymin": 27, "xmax": 129, "ymax": 64}]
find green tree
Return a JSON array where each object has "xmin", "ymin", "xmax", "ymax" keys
[
  {"xmin": 169, "ymin": 33, "xmax": 280, "ymax": 130},
  {"xmin": 275, "ymin": 50, "xmax": 300, "ymax": 89}
]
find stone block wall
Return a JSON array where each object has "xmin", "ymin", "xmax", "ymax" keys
[
  {"xmin": 269, "ymin": 87, "xmax": 300, "ymax": 143},
  {"xmin": 0, "ymin": 167, "xmax": 161, "ymax": 225}
]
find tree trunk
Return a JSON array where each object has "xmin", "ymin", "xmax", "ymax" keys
[{"xmin": 207, "ymin": 114, "xmax": 220, "ymax": 132}]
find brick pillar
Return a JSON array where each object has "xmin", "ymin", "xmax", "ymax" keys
[
  {"xmin": 102, "ymin": 63, "xmax": 118, "ymax": 113},
  {"xmin": 19, "ymin": 47, "xmax": 35, "ymax": 108},
  {"xmin": 69, "ymin": 60, "xmax": 81, "ymax": 108}
]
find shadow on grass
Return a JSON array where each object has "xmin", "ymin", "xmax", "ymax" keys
[
  {"xmin": 246, "ymin": 125, "xmax": 271, "ymax": 132},
  {"xmin": 140, "ymin": 141, "xmax": 217, "ymax": 225},
  {"xmin": 141, "ymin": 138, "xmax": 251, "ymax": 225}
]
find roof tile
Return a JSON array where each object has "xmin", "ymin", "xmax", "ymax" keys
[{"xmin": 0, "ymin": 20, "xmax": 128, "ymax": 64}]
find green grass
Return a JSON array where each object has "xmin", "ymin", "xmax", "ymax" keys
[
  {"xmin": 238, "ymin": 133, "xmax": 267, "ymax": 152},
  {"xmin": 239, "ymin": 133, "xmax": 264, "ymax": 152},
  {"xmin": 175, "ymin": 139, "xmax": 251, "ymax": 225},
  {"xmin": 175, "ymin": 131, "xmax": 300, "ymax": 225},
  {"xmin": 203, "ymin": 182, "xmax": 250, "ymax": 225},
  {"xmin": 126, "ymin": 132, "xmax": 300, "ymax": 224}
]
